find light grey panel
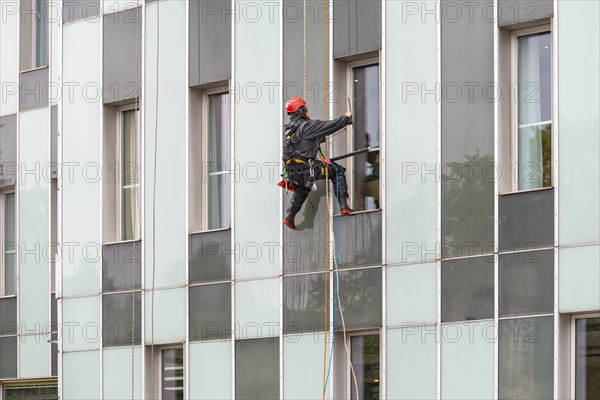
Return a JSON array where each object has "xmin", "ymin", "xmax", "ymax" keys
[
  {"xmin": 442, "ymin": 256, "xmax": 494, "ymax": 322},
  {"xmin": 189, "ymin": 230, "xmax": 231, "ymax": 283},
  {"xmin": 0, "ymin": 114, "xmax": 17, "ymax": 187},
  {"xmin": 499, "ymin": 249, "xmax": 554, "ymax": 317},
  {"xmin": 333, "ymin": 0, "xmax": 382, "ymax": 58},
  {"xmin": 441, "ymin": 0, "xmax": 494, "ymax": 258},
  {"xmin": 103, "ymin": 7, "xmax": 142, "ymax": 104},
  {"xmin": 335, "ymin": 267, "xmax": 382, "ymax": 330},
  {"xmin": 499, "ymin": 189, "xmax": 554, "ymax": 252},
  {"xmin": 19, "ymin": 68, "xmax": 49, "ymax": 111},
  {"xmin": 63, "ymin": 0, "xmax": 101, "ymax": 24},
  {"xmin": 0, "ymin": 297, "xmax": 17, "ymax": 335},
  {"xmin": 499, "ymin": 0, "xmax": 553, "ymax": 27},
  {"xmin": 283, "ymin": 273, "xmax": 325, "ymax": 333},
  {"xmin": 189, "ymin": 0, "xmax": 231, "ymax": 86},
  {"xmin": 499, "ymin": 316, "xmax": 554, "ymax": 399},
  {"xmin": 236, "ymin": 338, "xmax": 280, "ymax": 400},
  {"xmin": 0, "ymin": 335, "xmax": 17, "ymax": 379},
  {"xmin": 336, "ymin": 210, "xmax": 382, "ymax": 268}
]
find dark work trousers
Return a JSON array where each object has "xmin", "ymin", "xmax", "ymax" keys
[{"xmin": 285, "ymin": 161, "xmax": 348, "ymax": 219}]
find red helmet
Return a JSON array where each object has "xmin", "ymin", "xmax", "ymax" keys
[{"xmin": 285, "ymin": 97, "xmax": 306, "ymax": 113}]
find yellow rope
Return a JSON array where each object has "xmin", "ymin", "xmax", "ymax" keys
[{"xmin": 321, "ymin": 0, "xmax": 330, "ymax": 399}]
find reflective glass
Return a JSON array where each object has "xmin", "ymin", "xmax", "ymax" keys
[
  {"xmin": 3, "ymin": 383, "xmax": 57, "ymax": 400},
  {"xmin": 207, "ymin": 93, "xmax": 231, "ymax": 230},
  {"xmin": 0, "ymin": 297, "xmax": 17, "ymax": 335},
  {"xmin": 517, "ymin": 32, "xmax": 552, "ymax": 190},
  {"xmin": 120, "ymin": 109, "xmax": 140, "ymax": 241},
  {"xmin": 335, "ymin": 268, "xmax": 382, "ymax": 330},
  {"xmin": 442, "ymin": 257, "xmax": 494, "ymax": 322},
  {"xmin": 351, "ymin": 334, "xmax": 380, "ymax": 400},
  {"xmin": 352, "ymin": 64, "xmax": 380, "ymax": 211},
  {"xmin": 0, "ymin": 335, "xmax": 17, "ymax": 378},
  {"xmin": 102, "ymin": 292, "xmax": 141, "ymax": 347},
  {"xmin": 499, "ymin": 250, "xmax": 553, "ymax": 317},
  {"xmin": 575, "ymin": 317, "xmax": 600, "ymax": 399},
  {"xmin": 162, "ymin": 348, "xmax": 184, "ymax": 400},
  {"xmin": 189, "ymin": 230, "xmax": 231, "ymax": 283},
  {"xmin": 102, "ymin": 241, "xmax": 141, "ymax": 292},
  {"xmin": 499, "ymin": 316, "xmax": 553, "ymax": 399},
  {"xmin": 335, "ymin": 210, "xmax": 382, "ymax": 269},
  {"xmin": 189, "ymin": 283, "xmax": 231, "ymax": 341},
  {"xmin": 284, "ymin": 273, "xmax": 325, "ymax": 333},
  {"xmin": 2, "ymin": 192, "xmax": 15, "ymax": 296}
]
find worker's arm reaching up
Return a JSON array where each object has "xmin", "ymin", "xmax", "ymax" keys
[{"xmin": 298, "ymin": 113, "xmax": 353, "ymax": 141}]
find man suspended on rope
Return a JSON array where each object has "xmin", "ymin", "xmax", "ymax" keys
[{"xmin": 282, "ymin": 97, "xmax": 353, "ymax": 230}]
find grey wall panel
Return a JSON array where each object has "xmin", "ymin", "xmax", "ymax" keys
[
  {"xmin": 189, "ymin": 0, "xmax": 231, "ymax": 86},
  {"xmin": 63, "ymin": 0, "xmax": 101, "ymax": 24},
  {"xmin": 336, "ymin": 210, "xmax": 382, "ymax": 268},
  {"xmin": 499, "ymin": 189, "xmax": 554, "ymax": 251},
  {"xmin": 333, "ymin": 0, "xmax": 381, "ymax": 58},
  {"xmin": 0, "ymin": 114, "xmax": 17, "ymax": 187},
  {"xmin": 335, "ymin": 267, "xmax": 382, "ymax": 329},
  {"xmin": 0, "ymin": 297, "xmax": 17, "ymax": 335},
  {"xmin": 499, "ymin": 0, "xmax": 553, "ymax": 27},
  {"xmin": 0, "ymin": 336, "xmax": 17, "ymax": 379},
  {"xmin": 283, "ymin": 273, "xmax": 326, "ymax": 332},
  {"xmin": 236, "ymin": 338, "xmax": 280, "ymax": 400},
  {"xmin": 189, "ymin": 230, "xmax": 232, "ymax": 283},
  {"xmin": 19, "ymin": 68, "xmax": 49, "ymax": 111},
  {"xmin": 103, "ymin": 7, "xmax": 142, "ymax": 104},
  {"xmin": 441, "ymin": 0, "xmax": 494, "ymax": 258}
]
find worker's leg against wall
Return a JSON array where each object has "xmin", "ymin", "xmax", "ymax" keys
[{"xmin": 328, "ymin": 162, "xmax": 348, "ymax": 200}]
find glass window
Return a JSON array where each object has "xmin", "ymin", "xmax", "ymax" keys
[
  {"xmin": 514, "ymin": 29, "xmax": 552, "ymax": 191},
  {"xmin": 2, "ymin": 383, "xmax": 58, "ymax": 400},
  {"xmin": 162, "ymin": 348, "xmax": 184, "ymax": 400},
  {"xmin": 119, "ymin": 107, "xmax": 141, "ymax": 241},
  {"xmin": 499, "ymin": 316, "xmax": 553, "ymax": 400},
  {"xmin": 102, "ymin": 291, "xmax": 141, "ymax": 347},
  {"xmin": 189, "ymin": 283, "xmax": 231, "ymax": 341},
  {"xmin": 575, "ymin": 316, "xmax": 600, "ymax": 400},
  {"xmin": 283, "ymin": 273, "xmax": 325, "ymax": 333},
  {"xmin": 102, "ymin": 241, "xmax": 142, "ymax": 292},
  {"xmin": 205, "ymin": 92, "xmax": 231, "ymax": 230},
  {"xmin": 1, "ymin": 192, "xmax": 16, "ymax": 296},
  {"xmin": 335, "ymin": 268, "xmax": 382, "ymax": 330},
  {"xmin": 189, "ymin": 230, "xmax": 231, "ymax": 284},
  {"xmin": 350, "ymin": 62, "xmax": 380, "ymax": 211},
  {"xmin": 350, "ymin": 334, "xmax": 380, "ymax": 400},
  {"xmin": 19, "ymin": 0, "xmax": 48, "ymax": 71}
]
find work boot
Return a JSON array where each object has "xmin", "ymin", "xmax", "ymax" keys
[
  {"xmin": 283, "ymin": 215, "xmax": 297, "ymax": 230},
  {"xmin": 338, "ymin": 196, "xmax": 353, "ymax": 215}
]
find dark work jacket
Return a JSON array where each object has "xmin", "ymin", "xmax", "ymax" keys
[{"xmin": 283, "ymin": 115, "xmax": 353, "ymax": 161}]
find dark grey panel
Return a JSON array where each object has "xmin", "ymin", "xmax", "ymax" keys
[
  {"xmin": 19, "ymin": 68, "xmax": 49, "ymax": 111},
  {"xmin": 441, "ymin": 256, "xmax": 494, "ymax": 322},
  {"xmin": 235, "ymin": 338, "xmax": 279, "ymax": 400},
  {"xmin": 51, "ymin": 105, "xmax": 58, "ymax": 179},
  {"xmin": 103, "ymin": 8, "xmax": 142, "ymax": 104},
  {"xmin": 51, "ymin": 293, "xmax": 57, "ymax": 331},
  {"xmin": 0, "ymin": 297, "xmax": 17, "ymax": 335},
  {"xmin": 189, "ymin": 230, "xmax": 231, "ymax": 283},
  {"xmin": 51, "ymin": 332, "xmax": 58, "ymax": 376},
  {"xmin": 499, "ymin": 189, "xmax": 554, "ymax": 252},
  {"xmin": 336, "ymin": 210, "xmax": 382, "ymax": 268},
  {"xmin": 63, "ymin": 0, "xmax": 101, "ymax": 24},
  {"xmin": 499, "ymin": 249, "xmax": 553, "ymax": 317},
  {"xmin": 0, "ymin": 114, "xmax": 17, "ymax": 188},
  {"xmin": 189, "ymin": 0, "xmax": 231, "ymax": 86},
  {"xmin": 441, "ymin": 0, "xmax": 494, "ymax": 258},
  {"xmin": 0, "ymin": 335, "xmax": 17, "ymax": 379},
  {"xmin": 335, "ymin": 267, "xmax": 382, "ymax": 330},
  {"xmin": 102, "ymin": 241, "xmax": 141, "ymax": 292},
  {"xmin": 499, "ymin": 0, "xmax": 553, "ymax": 27},
  {"xmin": 102, "ymin": 291, "xmax": 141, "ymax": 347},
  {"xmin": 333, "ymin": 0, "xmax": 381, "ymax": 58},
  {"xmin": 189, "ymin": 283, "xmax": 231, "ymax": 341},
  {"xmin": 283, "ymin": 273, "xmax": 325, "ymax": 333},
  {"xmin": 499, "ymin": 316, "xmax": 553, "ymax": 399}
]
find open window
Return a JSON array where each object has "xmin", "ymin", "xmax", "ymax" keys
[
  {"xmin": 346, "ymin": 59, "xmax": 380, "ymax": 211},
  {"xmin": 511, "ymin": 25, "xmax": 552, "ymax": 191},
  {"xmin": 1, "ymin": 191, "xmax": 16, "ymax": 297}
]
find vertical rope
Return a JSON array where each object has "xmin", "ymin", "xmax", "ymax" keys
[
  {"xmin": 321, "ymin": 0, "xmax": 330, "ymax": 399},
  {"xmin": 303, "ymin": 0, "xmax": 307, "ymax": 97},
  {"xmin": 150, "ymin": 0, "xmax": 160, "ymax": 399}
]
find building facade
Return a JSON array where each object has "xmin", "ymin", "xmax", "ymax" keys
[{"xmin": 0, "ymin": 0, "xmax": 598, "ymax": 399}]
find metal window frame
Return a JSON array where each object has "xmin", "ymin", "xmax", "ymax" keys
[
  {"xmin": 115, "ymin": 104, "xmax": 141, "ymax": 242},
  {"xmin": 0, "ymin": 190, "xmax": 16, "ymax": 298},
  {"xmin": 345, "ymin": 330, "xmax": 381, "ymax": 400},
  {"xmin": 345, "ymin": 57, "xmax": 381, "ymax": 212},
  {"xmin": 151, "ymin": 345, "xmax": 185, "ymax": 400},
  {"xmin": 510, "ymin": 24, "xmax": 553, "ymax": 192},
  {"xmin": 570, "ymin": 312, "xmax": 600, "ymax": 399}
]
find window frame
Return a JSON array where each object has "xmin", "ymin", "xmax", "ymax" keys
[
  {"xmin": 147, "ymin": 344, "xmax": 185, "ymax": 400},
  {"xmin": 346, "ymin": 330, "xmax": 381, "ymax": 400},
  {"xmin": 571, "ymin": 312, "xmax": 600, "ymax": 399},
  {"xmin": 345, "ymin": 57, "xmax": 381, "ymax": 212},
  {"xmin": 200, "ymin": 87, "xmax": 231, "ymax": 232},
  {"xmin": 20, "ymin": 0, "xmax": 49, "ymax": 72},
  {"xmin": 510, "ymin": 24, "xmax": 553, "ymax": 192},
  {"xmin": 115, "ymin": 104, "xmax": 141, "ymax": 242},
  {"xmin": 0, "ymin": 190, "xmax": 16, "ymax": 298}
]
